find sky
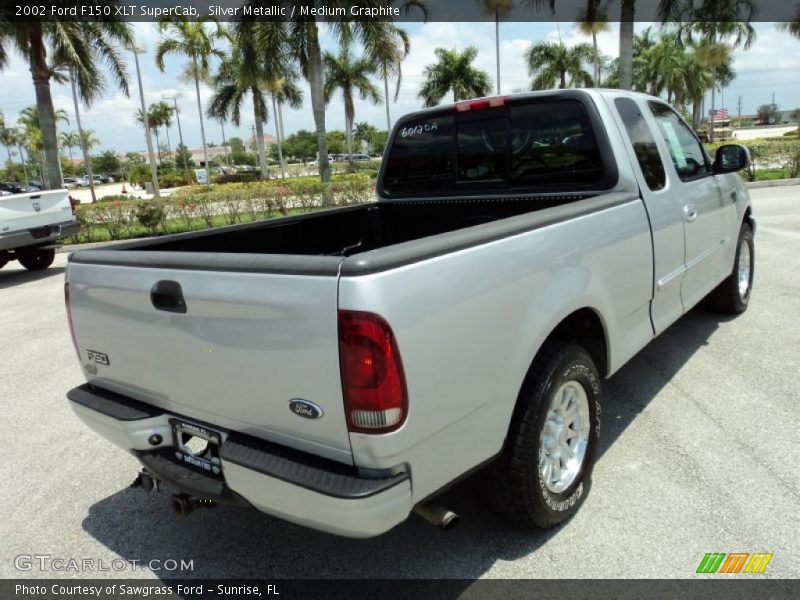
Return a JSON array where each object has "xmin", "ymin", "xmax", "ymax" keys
[{"xmin": 0, "ymin": 21, "xmax": 798, "ymax": 155}]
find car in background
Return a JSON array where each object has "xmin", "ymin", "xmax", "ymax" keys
[
  {"xmin": 0, "ymin": 182, "xmax": 33, "ymax": 194},
  {"xmin": 63, "ymin": 177, "xmax": 81, "ymax": 189},
  {"xmin": 352, "ymin": 153, "xmax": 372, "ymax": 161}
]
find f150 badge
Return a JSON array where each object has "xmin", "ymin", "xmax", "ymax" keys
[
  {"xmin": 86, "ymin": 349, "xmax": 110, "ymax": 366},
  {"xmin": 289, "ymin": 399, "xmax": 323, "ymax": 419}
]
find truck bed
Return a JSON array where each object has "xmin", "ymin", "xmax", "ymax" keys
[{"xmin": 70, "ymin": 193, "xmax": 632, "ymax": 274}]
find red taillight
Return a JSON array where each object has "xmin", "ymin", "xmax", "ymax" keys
[
  {"xmin": 64, "ymin": 283, "xmax": 80, "ymax": 360},
  {"xmin": 338, "ymin": 310, "xmax": 407, "ymax": 434},
  {"xmin": 68, "ymin": 195, "xmax": 77, "ymax": 216},
  {"xmin": 455, "ymin": 96, "xmax": 508, "ymax": 112}
]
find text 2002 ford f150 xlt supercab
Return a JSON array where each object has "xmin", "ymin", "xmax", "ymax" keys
[{"xmin": 64, "ymin": 90, "xmax": 755, "ymax": 537}]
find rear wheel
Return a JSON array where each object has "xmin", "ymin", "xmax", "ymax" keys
[
  {"xmin": 710, "ymin": 222, "xmax": 754, "ymax": 314},
  {"xmin": 486, "ymin": 343, "xmax": 601, "ymax": 528},
  {"xmin": 17, "ymin": 247, "xmax": 56, "ymax": 271}
]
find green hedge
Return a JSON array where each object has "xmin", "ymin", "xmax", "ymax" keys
[
  {"xmin": 705, "ymin": 139, "xmax": 800, "ymax": 181},
  {"xmin": 70, "ymin": 173, "xmax": 375, "ymax": 244}
]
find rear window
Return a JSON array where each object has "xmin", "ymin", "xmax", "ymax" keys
[{"xmin": 382, "ymin": 99, "xmax": 606, "ymax": 196}]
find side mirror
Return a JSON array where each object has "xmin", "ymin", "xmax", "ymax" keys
[{"xmin": 713, "ymin": 144, "xmax": 750, "ymax": 174}]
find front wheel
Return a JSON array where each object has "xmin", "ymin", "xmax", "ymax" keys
[
  {"xmin": 16, "ymin": 247, "xmax": 56, "ymax": 271},
  {"xmin": 710, "ymin": 222, "xmax": 754, "ymax": 314},
  {"xmin": 486, "ymin": 343, "xmax": 601, "ymax": 528}
]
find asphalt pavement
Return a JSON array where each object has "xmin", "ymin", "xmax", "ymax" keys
[{"xmin": 1, "ymin": 185, "xmax": 798, "ymax": 580}]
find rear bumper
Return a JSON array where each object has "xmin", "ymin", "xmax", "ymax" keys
[
  {"xmin": 0, "ymin": 220, "xmax": 80, "ymax": 251},
  {"xmin": 66, "ymin": 384, "xmax": 412, "ymax": 538}
]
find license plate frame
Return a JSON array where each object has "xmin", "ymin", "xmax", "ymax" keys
[{"xmin": 170, "ymin": 418, "xmax": 223, "ymax": 478}]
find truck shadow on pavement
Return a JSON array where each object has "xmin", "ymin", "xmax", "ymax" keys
[
  {"xmin": 81, "ymin": 304, "xmax": 734, "ymax": 580},
  {"xmin": 0, "ymin": 266, "xmax": 65, "ymax": 290}
]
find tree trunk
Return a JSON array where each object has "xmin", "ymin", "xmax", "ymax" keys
[
  {"xmin": 305, "ymin": 21, "xmax": 331, "ymax": 201},
  {"xmin": 593, "ymin": 31, "xmax": 599, "ymax": 86},
  {"xmin": 495, "ymin": 13, "xmax": 501, "ymax": 94},
  {"xmin": 5, "ymin": 145, "xmax": 13, "ymax": 171},
  {"xmin": 253, "ymin": 91, "xmax": 269, "ymax": 180},
  {"xmin": 193, "ymin": 56, "xmax": 210, "ymax": 183},
  {"xmin": 345, "ymin": 91, "xmax": 355, "ymax": 169},
  {"xmin": 277, "ymin": 100, "xmax": 287, "ymax": 152},
  {"xmin": 67, "ymin": 147, "xmax": 75, "ymax": 176},
  {"xmin": 133, "ymin": 50, "xmax": 158, "ymax": 196},
  {"xmin": 692, "ymin": 98, "xmax": 702, "ymax": 130},
  {"xmin": 153, "ymin": 128, "xmax": 161, "ymax": 164},
  {"xmin": 18, "ymin": 144, "xmax": 29, "ymax": 184},
  {"xmin": 29, "ymin": 29, "xmax": 63, "ymax": 190},
  {"xmin": 618, "ymin": 0, "xmax": 635, "ymax": 91},
  {"xmin": 271, "ymin": 93, "xmax": 286, "ymax": 179},
  {"xmin": 383, "ymin": 70, "xmax": 392, "ymax": 131}
]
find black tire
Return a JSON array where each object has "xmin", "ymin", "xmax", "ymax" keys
[
  {"xmin": 486, "ymin": 343, "xmax": 601, "ymax": 529},
  {"xmin": 710, "ymin": 222, "xmax": 754, "ymax": 314},
  {"xmin": 0, "ymin": 251, "xmax": 8, "ymax": 269},
  {"xmin": 16, "ymin": 247, "xmax": 56, "ymax": 271}
]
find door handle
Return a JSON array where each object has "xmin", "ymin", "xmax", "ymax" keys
[
  {"xmin": 150, "ymin": 280, "xmax": 187, "ymax": 313},
  {"xmin": 684, "ymin": 204, "xmax": 698, "ymax": 223}
]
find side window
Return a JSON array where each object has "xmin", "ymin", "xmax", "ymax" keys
[
  {"xmin": 614, "ymin": 98, "xmax": 666, "ymax": 191},
  {"xmin": 648, "ymin": 102, "xmax": 710, "ymax": 181}
]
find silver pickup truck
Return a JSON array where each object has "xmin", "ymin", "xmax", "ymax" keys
[{"xmin": 65, "ymin": 90, "xmax": 754, "ymax": 538}]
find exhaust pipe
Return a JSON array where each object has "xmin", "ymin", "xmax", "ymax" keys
[
  {"xmin": 413, "ymin": 503, "xmax": 460, "ymax": 531},
  {"xmin": 170, "ymin": 493, "xmax": 216, "ymax": 518}
]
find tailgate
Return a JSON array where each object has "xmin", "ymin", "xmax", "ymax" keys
[
  {"xmin": 66, "ymin": 260, "xmax": 353, "ymax": 464},
  {"xmin": 0, "ymin": 189, "xmax": 73, "ymax": 233}
]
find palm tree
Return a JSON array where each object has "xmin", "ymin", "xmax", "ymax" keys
[
  {"xmin": 207, "ymin": 32, "xmax": 275, "ymax": 180},
  {"xmin": 264, "ymin": 75, "xmax": 303, "ymax": 178},
  {"xmin": 156, "ymin": 18, "xmax": 225, "ymax": 173},
  {"xmin": 373, "ymin": 27, "xmax": 411, "ymax": 132},
  {"xmin": 1, "ymin": 124, "xmax": 20, "ymax": 174},
  {"xmin": 778, "ymin": 5, "xmax": 800, "ymax": 38},
  {"xmin": 135, "ymin": 108, "xmax": 162, "ymax": 163},
  {"xmin": 278, "ymin": 5, "xmax": 413, "ymax": 194},
  {"xmin": 19, "ymin": 106, "xmax": 69, "ymax": 186},
  {"xmin": 478, "ymin": 0, "xmax": 514, "ymax": 94},
  {"xmin": 79, "ymin": 130, "xmax": 100, "ymax": 155},
  {"xmin": 576, "ymin": 4, "xmax": 610, "ymax": 86},
  {"xmin": 669, "ymin": 10, "xmax": 754, "ymax": 141},
  {"xmin": 418, "ymin": 47, "xmax": 492, "ymax": 107},
  {"xmin": 323, "ymin": 39, "xmax": 382, "ymax": 167},
  {"xmin": 59, "ymin": 131, "xmax": 81, "ymax": 176},
  {"xmin": 150, "ymin": 100, "xmax": 174, "ymax": 156},
  {"xmin": 0, "ymin": 11, "xmax": 132, "ymax": 189},
  {"xmin": 525, "ymin": 42, "xmax": 594, "ymax": 90}
]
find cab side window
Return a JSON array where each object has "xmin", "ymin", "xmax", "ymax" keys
[
  {"xmin": 648, "ymin": 102, "xmax": 711, "ymax": 181},
  {"xmin": 615, "ymin": 98, "xmax": 666, "ymax": 191}
]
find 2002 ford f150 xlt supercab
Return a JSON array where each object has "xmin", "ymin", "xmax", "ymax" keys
[
  {"xmin": 64, "ymin": 90, "xmax": 755, "ymax": 537},
  {"xmin": 1, "ymin": 189, "xmax": 79, "ymax": 270}
]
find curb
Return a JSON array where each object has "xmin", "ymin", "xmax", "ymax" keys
[{"xmin": 745, "ymin": 178, "xmax": 800, "ymax": 189}]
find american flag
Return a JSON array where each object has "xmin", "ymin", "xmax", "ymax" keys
[{"xmin": 709, "ymin": 108, "xmax": 730, "ymax": 121}]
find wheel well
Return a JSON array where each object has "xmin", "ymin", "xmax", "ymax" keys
[
  {"xmin": 543, "ymin": 309, "xmax": 608, "ymax": 377},
  {"xmin": 744, "ymin": 206, "xmax": 755, "ymax": 233}
]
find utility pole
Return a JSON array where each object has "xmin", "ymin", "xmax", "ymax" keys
[
  {"xmin": 737, "ymin": 95, "xmax": 743, "ymax": 119},
  {"xmin": 163, "ymin": 95, "xmax": 189, "ymax": 182},
  {"xmin": 133, "ymin": 46, "xmax": 159, "ymax": 198},
  {"xmin": 70, "ymin": 68, "xmax": 96, "ymax": 203}
]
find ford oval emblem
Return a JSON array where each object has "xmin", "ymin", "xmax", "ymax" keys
[{"xmin": 289, "ymin": 399, "xmax": 323, "ymax": 420}]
